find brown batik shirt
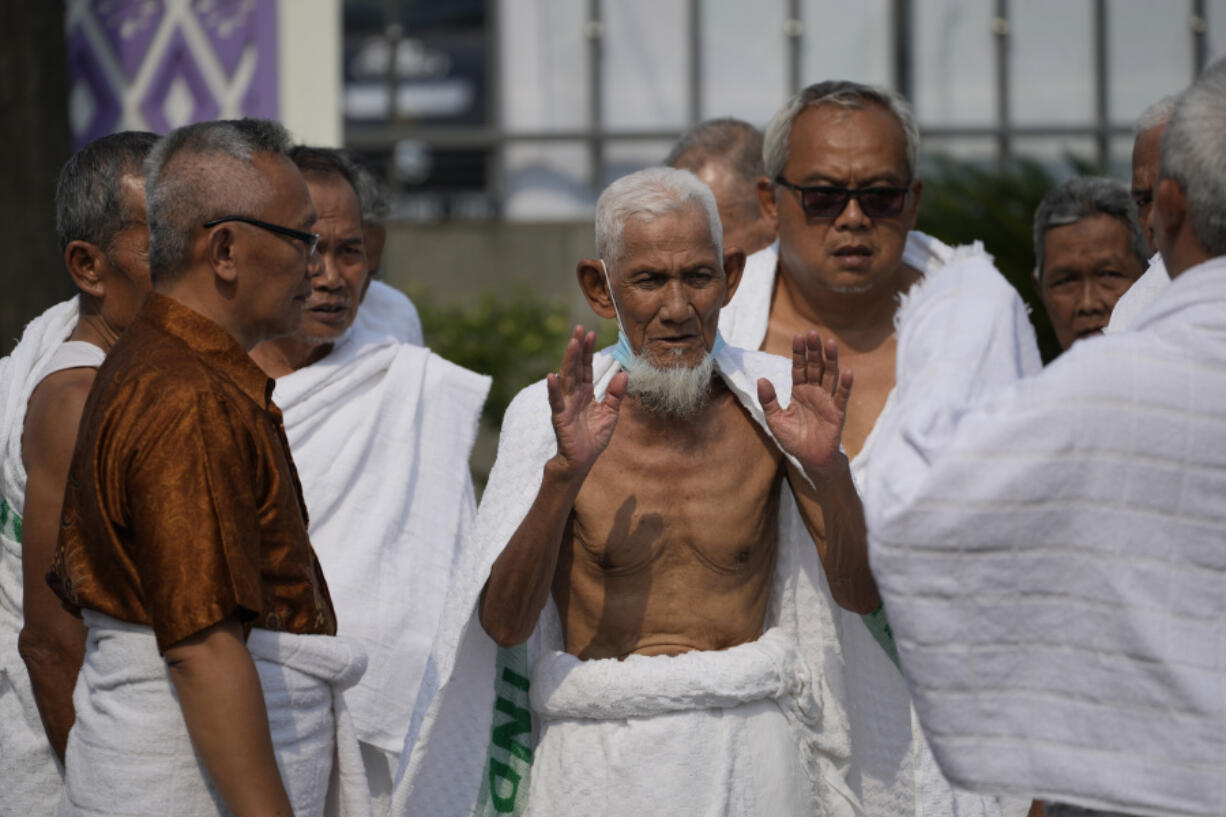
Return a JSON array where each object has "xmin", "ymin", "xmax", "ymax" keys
[{"xmin": 50, "ymin": 293, "xmax": 336, "ymax": 652}]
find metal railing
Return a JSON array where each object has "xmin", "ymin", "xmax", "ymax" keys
[{"xmin": 345, "ymin": 0, "xmax": 1214, "ymax": 203}]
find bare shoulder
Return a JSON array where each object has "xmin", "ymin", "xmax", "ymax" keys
[{"xmin": 23, "ymin": 367, "xmax": 99, "ymax": 464}]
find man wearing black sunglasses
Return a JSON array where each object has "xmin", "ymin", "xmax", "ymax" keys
[{"xmin": 720, "ymin": 81, "xmax": 1031, "ymax": 817}]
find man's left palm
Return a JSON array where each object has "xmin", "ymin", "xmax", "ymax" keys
[{"xmin": 758, "ymin": 332, "xmax": 853, "ymax": 473}]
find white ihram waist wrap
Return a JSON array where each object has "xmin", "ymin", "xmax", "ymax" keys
[{"xmin": 58, "ymin": 612, "xmax": 371, "ymax": 817}]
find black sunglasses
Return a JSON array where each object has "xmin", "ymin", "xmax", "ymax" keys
[
  {"xmin": 203, "ymin": 215, "xmax": 320, "ymax": 256},
  {"xmin": 774, "ymin": 176, "xmax": 911, "ymax": 220}
]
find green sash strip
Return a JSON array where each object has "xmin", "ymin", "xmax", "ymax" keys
[
  {"xmin": 862, "ymin": 603, "xmax": 901, "ymax": 670},
  {"xmin": 475, "ymin": 643, "xmax": 535, "ymax": 816},
  {"xmin": 0, "ymin": 496, "xmax": 22, "ymax": 543}
]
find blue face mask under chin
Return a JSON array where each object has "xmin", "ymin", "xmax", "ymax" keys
[{"xmin": 600, "ymin": 259, "xmax": 726, "ymax": 369}]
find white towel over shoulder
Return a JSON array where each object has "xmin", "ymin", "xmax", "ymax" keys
[
  {"xmin": 273, "ymin": 280, "xmax": 489, "ymax": 759},
  {"xmin": 60, "ymin": 612, "xmax": 371, "ymax": 817},
  {"xmin": 0, "ymin": 298, "xmax": 79, "ymax": 817},
  {"xmin": 865, "ymin": 256, "xmax": 1226, "ymax": 816}
]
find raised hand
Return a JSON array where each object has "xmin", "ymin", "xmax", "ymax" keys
[
  {"xmin": 547, "ymin": 325, "xmax": 629, "ymax": 477},
  {"xmin": 758, "ymin": 331, "xmax": 853, "ymax": 475}
]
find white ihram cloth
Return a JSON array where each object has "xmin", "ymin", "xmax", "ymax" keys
[
  {"xmin": 721, "ymin": 234, "xmax": 1033, "ymax": 817},
  {"xmin": 357, "ymin": 280, "xmax": 423, "ymax": 345},
  {"xmin": 273, "ymin": 280, "xmax": 489, "ymax": 766},
  {"xmin": 59, "ymin": 612, "xmax": 370, "ymax": 817},
  {"xmin": 390, "ymin": 346, "xmax": 861, "ymax": 817},
  {"xmin": 863, "ymin": 254, "xmax": 1226, "ymax": 816},
  {"xmin": 1105, "ymin": 253, "xmax": 1170, "ymax": 334},
  {"xmin": 0, "ymin": 298, "xmax": 81, "ymax": 817}
]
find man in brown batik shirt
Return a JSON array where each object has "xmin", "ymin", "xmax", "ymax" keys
[{"xmin": 50, "ymin": 119, "xmax": 347, "ymax": 817}]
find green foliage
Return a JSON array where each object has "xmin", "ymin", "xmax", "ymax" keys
[
  {"xmin": 916, "ymin": 154, "xmax": 1091, "ymax": 362},
  {"xmin": 406, "ymin": 283, "xmax": 617, "ymax": 430}
]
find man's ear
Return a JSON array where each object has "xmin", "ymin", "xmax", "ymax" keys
[
  {"xmin": 721, "ymin": 248, "xmax": 746, "ymax": 306},
  {"xmin": 757, "ymin": 176, "xmax": 779, "ymax": 237},
  {"xmin": 1153, "ymin": 177, "xmax": 1187, "ymax": 250},
  {"xmin": 577, "ymin": 258, "xmax": 617, "ymax": 320},
  {"xmin": 756, "ymin": 177, "xmax": 778, "ymax": 225},
  {"xmin": 64, "ymin": 240, "xmax": 107, "ymax": 297},
  {"xmin": 206, "ymin": 225, "xmax": 239, "ymax": 284}
]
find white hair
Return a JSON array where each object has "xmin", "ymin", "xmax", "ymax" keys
[
  {"xmin": 1135, "ymin": 94, "xmax": 1179, "ymax": 136},
  {"xmin": 763, "ymin": 80, "xmax": 920, "ymax": 181},
  {"xmin": 594, "ymin": 166, "xmax": 722, "ymax": 271},
  {"xmin": 1159, "ymin": 59, "xmax": 1226, "ymax": 256},
  {"xmin": 622, "ymin": 349, "xmax": 717, "ymax": 418}
]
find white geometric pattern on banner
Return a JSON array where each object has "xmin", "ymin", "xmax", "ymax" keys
[{"xmin": 64, "ymin": 0, "xmax": 278, "ymax": 146}]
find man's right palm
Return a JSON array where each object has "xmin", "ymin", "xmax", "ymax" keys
[{"xmin": 547, "ymin": 326, "xmax": 628, "ymax": 474}]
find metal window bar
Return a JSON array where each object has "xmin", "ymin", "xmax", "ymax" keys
[{"xmin": 350, "ymin": 0, "xmax": 1213, "ymax": 203}]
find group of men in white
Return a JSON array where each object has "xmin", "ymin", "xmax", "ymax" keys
[{"xmin": 0, "ymin": 57, "xmax": 1222, "ymax": 817}]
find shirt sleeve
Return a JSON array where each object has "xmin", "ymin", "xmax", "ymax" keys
[{"xmin": 124, "ymin": 391, "xmax": 266, "ymax": 652}]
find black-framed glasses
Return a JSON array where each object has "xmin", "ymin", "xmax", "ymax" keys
[
  {"xmin": 774, "ymin": 176, "xmax": 911, "ymax": 220},
  {"xmin": 203, "ymin": 215, "xmax": 320, "ymax": 256}
]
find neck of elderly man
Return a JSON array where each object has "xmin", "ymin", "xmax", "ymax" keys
[
  {"xmin": 478, "ymin": 197, "xmax": 876, "ymax": 660},
  {"xmin": 250, "ymin": 168, "xmax": 372, "ymax": 377},
  {"xmin": 759, "ymin": 100, "xmax": 923, "ymax": 460}
]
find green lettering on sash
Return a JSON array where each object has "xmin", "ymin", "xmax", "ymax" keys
[
  {"xmin": 501, "ymin": 666, "xmax": 530, "ymax": 692},
  {"xmin": 492, "ymin": 697, "xmax": 532, "ymax": 763},
  {"xmin": 488, "ymin": 758, "xmax": 522, "ymax": 813}
]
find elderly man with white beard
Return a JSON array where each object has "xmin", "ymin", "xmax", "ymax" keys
[
  {"xmin": 389, "ymin": 166, "xmax": 876, "ymax": 817},
  {"xmin": 249, "ymin": 146, "xmax": 489, "ymax": 812}
]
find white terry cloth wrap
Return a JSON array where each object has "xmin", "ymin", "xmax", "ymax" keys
[
  {"xmin": 0, "ymin": 298, "xmax": 80, "ymax": 817},
  {"xmin": 273, "ymin": 279, "xmax": 489, "ymax": 762},
  {"xmin": 1105, "ymin": 253, "xmax": 1170, "ymax": 334},
  {"xmin": 390, "ymin": 345, "xmax": 861, "ymax": 817},
  {"xmin": 60, "ymin": 612, "xmax": 372, "ymax": 817},
  {"xmin": 720, "ymin": 233, "xmax": 1032, "ymax": 817},
  {"xmin": 527, "ymin": 627, "xmax": 855, "ymax": 817},
  {"xmin": 354, "ymin": 280, "xmax": 423, "ymax": 346},
  {"xmin": 863, "ymin": 255, "xmax": 1226, "ymax": 817}
]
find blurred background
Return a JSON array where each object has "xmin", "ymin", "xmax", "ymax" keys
[{"xmin": 3, "ymin": 0, "xmax": 1224, "ymax": 451}]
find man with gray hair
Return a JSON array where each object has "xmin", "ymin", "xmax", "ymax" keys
[
  {"xmin": 390, "ymin": 166, "xmax": 876, "ymax": 816},
  {"xmin": 0, "ymin": 130, "xmax": 155, "ymax": 816},
  {"xmin": 249, "ymin": 146, "xmax": 488, "ymax": 812},
  {"xmin": 1106, "ymin": 93, "xmax": 1181, "ymax": 333},
  {"xmin": 721, "ymin": 80, "xmax": 1032, "ymax": 817},
  {"xmin": 860, "ymin": 59, "xmax": 1226, "ymax": 817},
  {"xmin": 1032, "ymin": 176, "xmax": 1147, "ymax": 350},
  {"xmin": 665, "ymin": 117, "xmax": 777, "ymax": 256},
  {"xmin": 49, "ymin": 119, "xmax": 369, "ymax": 817}
]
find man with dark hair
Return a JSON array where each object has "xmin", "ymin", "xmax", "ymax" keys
[
  {"xmin": 862, "ymin": 59, "xmax": 1226, "ymax": 817},
  {"xmin": 665, "ymin": 117, "xmax": 777, "ymax": 256},
  {"xmin": 1032, "ymin": 176, "xmax": 1148, "ymax": 350},
  {"xmin": 721, "ymin": 80, "xmax": 1032, "ymax": 817},
  {"xmin": 50, "ymin": 120, "xmax": 369, "ymax": 817},
  {"xmin": 0, "ymin": 130, "xmax": 155, "ymax": 816},
  {"xmin": 249, "ymin": 146, "xmax": 487, "ymax": 812}
]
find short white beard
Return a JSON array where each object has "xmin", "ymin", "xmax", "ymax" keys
[{"xmin": 622, "ymin": 349, "xmax": 716, "ymax": 418}]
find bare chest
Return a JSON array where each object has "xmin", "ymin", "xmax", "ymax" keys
[{"xmin": 570, "ymin": 398, "xmax": 784, "ymax": 575}]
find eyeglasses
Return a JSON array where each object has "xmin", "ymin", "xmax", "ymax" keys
[
  {"xmin": 774, "ymin": 176, "xmax": 911, "ymax": 220},
  {"xmin": 203, "ymin": 215, "xmax": 320, "ymax": 256}
]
